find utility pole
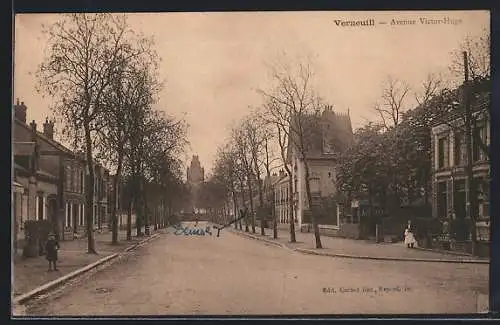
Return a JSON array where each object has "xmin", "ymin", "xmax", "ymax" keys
[{"xmin": 463, "ymin": 51, "xmax": 478, "ymax": 256}]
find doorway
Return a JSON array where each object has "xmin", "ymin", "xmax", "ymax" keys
[{"xmin": 454, "ymin": 179, "xmax": 467, "ymax": 240}]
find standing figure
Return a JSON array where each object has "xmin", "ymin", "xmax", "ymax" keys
[
  {"xmin": 404, "ymin": 223, "xmax": 417, "ymax": 248},
  {"xmin": 45, "ymin": 232, "xmax": 60, "ymax": 271}
]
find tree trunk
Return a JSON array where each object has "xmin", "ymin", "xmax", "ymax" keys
[
  {"xmin": 143, "ymin": 181, "xmax": 150, "ymax": 236},
  {"xmin": 255, "ymin": 164, "xmax": 265, "ymax": 236},
  {"xmin": 367, "ymin": 184, "xmax": 374, "ymax": 240},
  {"xmin": 240, "ymin": 179, "xmax": 249, "ymax": 232},
  {"xmin": 231, "ymin": 188, "xmax": 238, "ymax": 229},
  {"xmin": 84, "ymin": 124, "xmax": 97, "ymax": 254},
  {"xmin": 135, "ymin": 179, "xmax": 142, "ymax": 237},
  {"xmin": 160, "ymin": 198, "xmax": 165, "ymax": 228},
  {"xmin": 287, "ymin": 174, "xmax": 296, "ymax": 243},
  {"xmin": 168, "ymin": 197, "xmax": 172, "ymax": 225},
  {"xmin": 153, "ymin": 204, "xmax": 157, "ymax": 230},
  {"xmin": 273, "ymin": 198, "xmax": 278, "ymax": 239},
  {"xmin": 303, "ymin": 159, "xmax": 322, "ymax": 248},
  {"xmin": 111, "ymin": 157, "xmax": 122, "ymax": 245},
  {"xmin": 248, "ymin": 176, "xmax": 255, "ymax": 233},
  {"xmin": 127, "ymin": 198, "xmax": 132, "ymax": 241}
]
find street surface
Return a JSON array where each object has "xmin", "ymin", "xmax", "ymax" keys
[{"xmin": 26, "ymin": 222, "xmax": 489, "ymax": 316}]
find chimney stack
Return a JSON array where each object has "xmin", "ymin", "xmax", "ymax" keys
[
  {"xmin": 14, "ymin": 99, "xmax": 27, "ymax": 123},
  {"xmin": 30, "ymin": 120, "xmax": 37, "ymax": 132},
  {"xmin": 29, "ymin": 120, "xmax": 37, "ymax": 142},
  {"xmin": 43, "ymin": 117, "xmax": 55, "ymax": 139}
]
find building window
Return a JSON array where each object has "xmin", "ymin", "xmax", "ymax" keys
[
  {"xmin": 75, "ymin": 168, "xmax": 80, "ymax": 194},
  {"xmin": 65, "ymin": 166, "xmax": 71, "ymax": 190},
  {"xmin": 66, "ymin": 202, "xmax": 71, "ymax": 227},
  {"xmin": 438, "ymin": 137, "xmax": 449, "ymax": 168},
  {"xmin": 71, "ymin": 166, "xmax": 75, "ymax": 192},
  {"xmin": 473, "ymin": 124, "xmax": 487, "ymax": 162},
  {"xmin": 437, "ymin": 182, "xmax": 447, "ymax": 219},
  {"xmin": 37, "ymin": 195, "xmax": 44, "ymax": 220},
  {"xmin": 454, "ymin": 131, "xmax": 464, "ymax": 166},
  {"xmin": 80, "ymin": 169, "xmax": 84, "ymax": 193},
  {"xmin": 453, "ymin": 179, "xmax": 466, "ymax": 220}
]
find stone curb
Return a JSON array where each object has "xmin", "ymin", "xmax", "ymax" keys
[
  {"xmin": 230, "ymin": 229, "xmax": 490, "ymax": 264},
  {"xmin": 294, "ymin": 248, "xmax": 490, "ymax": 264},
  {"xmin": 411, "ymin": 246, "xmax": 484, "ymax": 258},
  {"xmin": 13, "ymin": 232, "xmax": 161, "ymax": 307},
  {"xmin": 231, "ymin": 230, "xmax": 285, "ymax": 248}
]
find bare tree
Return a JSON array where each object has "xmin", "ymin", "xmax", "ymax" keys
[
  {"xmin": 36, "ymin": 13, "xmax": 154, "ymax": 253},
  {"xmin": 232, "ymin": 125, "xmax": 257, "ymax": 233},
  {"xmin": 94, "ymin": 46, "xmax": 161, "ymax": 244},
  {"xmin": 450, "ymin": 29, "xmax": 490, "ymax": 82},
  {"xmin": 258, "ymin": 61, "xmax": 323, "ymax": 248},
  {"xmin": 415, "ymin": 73, "xmax": 445, "ymax": 107},
  {"xmin": 374, "ymin": 76, "xmax": 411, "ymax": 130},
  {"xmin": 242, "ymin": 111, "xmax": 270, "ymax": 236},
  {"xmin": 132, "ymin": 110, "xmax": 188, "ymax": 236},
  {"xmin": 255, "ymin": 110, "xmax": 281, "ymax": 239},
  {"xmin": 213, "ymin": 145, "xmax": 241, "ymax": 227}
]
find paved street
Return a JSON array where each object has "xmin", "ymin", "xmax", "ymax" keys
[{"xmin": 25, "ymin": 222, "xmax": 489, "ymax": 316}]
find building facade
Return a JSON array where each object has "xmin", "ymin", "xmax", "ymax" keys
[
  {"xmin": 287, "ymin": 106, "xmax": 354, "ymax": 229},
  {"xmin": 13, "ymin": 99, "xmax": 110, "ymax": 241},
  {"xmin": 430, "ymin": 93, "xmax": 490, "ymax": 243},
  {"xmin": 274, "ymin": 170, "xmax": 291, "ymax": 224}
]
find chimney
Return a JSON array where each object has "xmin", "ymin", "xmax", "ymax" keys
[
  {"xmin": 29, "ymin": 120, "xmax": 37, "ymax": 141},
  {"xmin": 43, "ymin": 117, "xmax": 55, "ymax": 139},
  {"xmin": 14, "ymin": 99, "xmax": 27, "ymax": 123}
]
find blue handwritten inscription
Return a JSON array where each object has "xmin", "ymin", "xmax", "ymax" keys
[{"xmin": 173, "ymin": 224, "xmax": 213, "ymax": 236}]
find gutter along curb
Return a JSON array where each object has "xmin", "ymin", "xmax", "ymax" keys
[
  {"xmin": 13, "ymin": 233, "xmax": 161, "ymax": 307},
  {"xmin": 230, "ymin": 229, "xmax": 489, "ymax": 265}
]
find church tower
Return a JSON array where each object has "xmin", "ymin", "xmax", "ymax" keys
[{"xmin": 186, "ymin": 155, "xmax": 205, "ymax": 213}]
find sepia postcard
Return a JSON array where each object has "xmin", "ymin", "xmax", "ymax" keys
[{"xmin": 11, "ymin": 10, "xmax": 491, "ymax": 317}]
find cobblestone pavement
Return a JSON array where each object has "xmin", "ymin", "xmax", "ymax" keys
[
  {"xmin": 232, "ymin": 226, "xmax": 489, "ymax": 262},
  {"xmin": 13, "ymin": 227, "xmax": 150, "ymax": 296},
  {"xmin": 25, "ymin": 222, "xmax": 489, "ymax": 316}
]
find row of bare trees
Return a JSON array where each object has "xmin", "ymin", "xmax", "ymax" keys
[
  {"xmin": 36, "ymin": 13, "xmax": 188, "ymax": 253},
  {"xmin": 203, "ymin": 60, "xmax": 329, "ymax": 248}
]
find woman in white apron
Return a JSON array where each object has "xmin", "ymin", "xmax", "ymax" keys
[{"xmin": 404, "ymin": 226, "xmax": 417, "ymax": 248}]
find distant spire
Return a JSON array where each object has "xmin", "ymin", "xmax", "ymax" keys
[{"xmin": 347, "ymin": 108, "xmax": 350, "ymax": 117}]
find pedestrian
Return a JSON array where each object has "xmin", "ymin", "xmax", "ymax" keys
[
  {"xmin": 45, "ymin": 232, "xmax": 60, "ymax": 271},
  {"xmin": 404, "ymin": 223, "xmax": 417, "ymax": 248}
]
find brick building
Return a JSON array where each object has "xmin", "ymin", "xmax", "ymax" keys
[{"xmin": 12, "ymin": 100, "xmax": 110, "ymax": 242}]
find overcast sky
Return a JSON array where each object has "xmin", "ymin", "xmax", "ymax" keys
[{"xmin": 13, "ymin": 10, "xmax": 489, "ymax": 173}]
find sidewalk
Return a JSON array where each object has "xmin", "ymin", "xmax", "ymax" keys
[
  {"xmin": 229, "ymin": 226, "xmax": 490, "ymax": 263},
  {"xmin": 12, "ymin": 227, "xmax": 158, "ymax": 297}
]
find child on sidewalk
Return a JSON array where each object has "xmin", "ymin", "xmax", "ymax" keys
[{"xmin": 45, "ymin": 232, "xmax": 60, "ymax": 271}]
